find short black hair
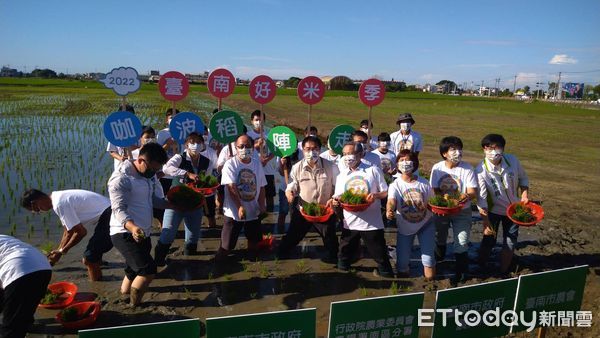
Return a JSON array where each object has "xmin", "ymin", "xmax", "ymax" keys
[
  {"xmin": 304, "ymin": 125, "xmax": 318, "ymax": 134},
  {"xmin": 122, "ymin": 104, "xmax": 135, "ymax": 113},
  {"xmin": 378, "ymin": 132, "xmax": 391, "ymax": 142},
  {"xmin": 481, "ymin": 134, "xmax": 506, "ymax": 148},
  {"xmin": 165, "ymin": 108, "xmax": 180, "ymax": 117},
  {"xmin": 141, "ymin": 125, "xmax": 155, "ymax": 137},
  {"xmin": 185, "ymin": 131, "xmax": 203, "ymax": 144},
  {"xmin": 251, "ymin": 110, "xmax": 263, "ymax": 120},
  {"xmin": 439, "ymin": 136, "xmax": 463, "ymax": 158},
  {"xmin": 396, "ymin": 150, "xmax": 419, "ymax": 173},
  {"xmin": 302, "ymin": 135, "xmax": 322, "ymax": 149},
  {"xmin": 139, "ymin": 142, "xmax": 168, "ymax": 164},
  {"xmin": 351, "ymin": 130, "xmax": 368, "ymax": 141},
  {"xmin": 360, "ymin": 119, "xmax": 373, "ymax": 128},
  {"xmin": 21, "ymin": 189, "xmax": 47, "ymax": 209},
  {"xmin": 343, "ymin": 141, "xmax": 364, "ymax": 155}
]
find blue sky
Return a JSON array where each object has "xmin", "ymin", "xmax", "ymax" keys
[{"xmin": 1, "ymin": 0, "xmax": 599, "ymax": 88}]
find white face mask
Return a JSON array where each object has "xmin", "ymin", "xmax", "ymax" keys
[
  {"xmin": 400, "ymin": 122, "xmax": 411, "ymax": 132},
  {"xmin": 398, "ymin": 160, "xmax": 414, "ymax": 174},
  {"xmin": 379, "ymin": 141, "xmax": 389, "ymax": 150},
  {"xmin": 304, "ymin": 150, "xmax": 319, "ymax": 163},
  {"xmin": 187, "ymin": 143, "xmax": 199, "ymax": 154},
  {"xmin": 252, "ymin": 120, "xmax": 262, "ymax": 130},
  {"xmin": 308, "ymin": 133, "xmax": 317, "ymax": 138},
  {"xmin": 343, "ymin": 154, "xmax": 357, "ymax": 168},
  {"xmin": 143, "ymin": 138, "xmax": 157, "ymax": 145},
  {"xmin": 485, "ymin": 148, "xmax": 503, "ymax": 162},
  {"xmin": 447, "ymin": 149, "xmax": 462, "ymax": 164},
  {"xmin": 360, "ymin": 127, "xmax": 369, "ymax": 134},
  {"xmin": 238, "ymin": 148, "xmax": 252, "ymax": 160},
  {"xmin": 167, "ymin": 117, "xmax": 172, "ymax": 125}
]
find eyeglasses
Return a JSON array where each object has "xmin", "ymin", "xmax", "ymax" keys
[{"xmin": 236, "ymin": 144, "xmax": 253, "ymax": 149}]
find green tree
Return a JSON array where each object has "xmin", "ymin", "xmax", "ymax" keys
[
  {"xmin": 523, "ymin": 85, "xmax": 531, "ymax": 94},
  {"xmin": 435, "ymin": 80, "xmax": 457, "ymax": 93},
  {"xmin": 385, "ymin": 81, "xmax": 406, "ymax": 92},
  {"xmin": 284, "ymin": 77, "xmax": 301, "ymax": 88},
  {"xmin": 329, "ymin": 76, "xmax": 356, "ymax": 91},
  {"xmin": 30, "ymin": 68, "xmax": 57, "ymax": 78}
]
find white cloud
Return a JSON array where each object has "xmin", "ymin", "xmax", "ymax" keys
[{"xmin": 548, "ymin": 54, "xmax": 578, "ymax": 65}]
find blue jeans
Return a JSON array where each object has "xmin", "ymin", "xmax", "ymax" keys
[
  {"xmin": 159, "ymin": 208, "xmax": 204, "ymax": 246},
  {"xmin": 434, "ymin": 207, "xmax": 472, "ymax": 254},
  {"xmin": 396, "ymin": 219, "xmax": 436, "ymax": 273}
]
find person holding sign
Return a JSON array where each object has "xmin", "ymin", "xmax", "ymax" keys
[
  {"xmin": 21, "ymin": 188, "xmax": 112, "ymax": 281},
  {"xmin": 278, "ymin": 136, "xmax": 340, "ymax": 262},
  {"xmin": 246, "ymin": 110, "xmax": 277, "ymax": 212},
  {"xmin": 106, "ymin": 104, "xmax": 138, "ymax": 171},
  {"xmin": 154, "ymin": 132, "xmax": 214, "ymax": 266},
  {"xmin": 475, "ymin": 134, "xmax": 529, "ymax": 274},
  {"xmin": 389, "ymin": 113, "xmax": 423, "ymax": 158},
  {"xmin": 216, "ymin": 135, "xmax": 267, "ymax": 260},
  {"xmin": 386, "ymin": 150, "xmax": 436, "ymax": 280},
  {"xmin": 359, "ymin": 119, "xmax": 378, "ymax": 150},
  {"xmin": 332, "ymin": 142, "xmax": 394, "ymax": 278},
  {"xmin": 429, "ymin": 136, "xmax": 478, "ymax": 284},
  {"xmin": 108, "ymin": 143, "xmax": 170, "ymax": 306}
]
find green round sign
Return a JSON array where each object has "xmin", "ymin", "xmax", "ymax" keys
[
  {"xmin": 328, "ymin": 124, "xmax": 355, "ymax": 155},
  {"xmin": 267, "ymin": 126, "xmax": 298, "ymax": 158},
  {"xmin": 208, "ymin": 110, "xmax": 244, "ymax": 144}
]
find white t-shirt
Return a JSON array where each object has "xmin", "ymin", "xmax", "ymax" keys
[
  {"xmin": 475, "ymin": 154, "xmax": 529, "ymax": 215},
  {"xmin": 389, "ymin": 130, "xmax": 423, "ymax": 154},
  {"xmin": 51, "ymin": 190, "xmax": 111, "ymax": 231},
  {"xmin": 0, "ymin": 235, "xmax": 51, "ymax": 289},
  {"xmin": 388, "ymin": 177, "xmax": 434, "ymax": 235},
  {"xmin": 371, "ymin": 148, "xmax": 397, "ymax": 172},
  {"xmin": 334, "ymin": 163, "xmax": 388, "ymax": 231},
  {"xmin": 221, "ymin": 156, "xmax": 267, "ymax": 221},
  {"xmin": 429, "ymin": 160, "xmax": 478, "ymax": 210},
  {"xmin": 320, "ymin": 150, "xmax": 340, "ymax": 165},
  {"xmin": 247, "ymin": 129, "xmax": 277, "ymax": 176}
]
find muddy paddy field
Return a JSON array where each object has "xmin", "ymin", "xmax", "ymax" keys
[{"xmin": 1, "ymin": 79, "xmax": 599, "ymax": 337}]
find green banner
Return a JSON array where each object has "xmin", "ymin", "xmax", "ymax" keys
[
  {"xmin": 209, "ymin": 110, "xmax": 245, "ymax": 144},
  {"xmin": 266, "ymin": 126, "xmax": 298, "ymax": 158},
  {"xmin": 511, "ymin": 265, "xmax": 588, "ymax": 333},
  {"xmin": 328, "ymin": 125, "xmax": 355, "ymax": 155},
  {"xmin": 206, "ymin": 308, "xmax": 316, "ymax": 338},
  {"xmin": 328, "ymin": 293, "xmax": 424, "ymax": 338},
  {"xmin": 432, "ymin": 278, "xmax": 518, "ymax": 338},
  {"xmin": 78, "ymin": 318, "xmax": 199, "ymax": 338}
]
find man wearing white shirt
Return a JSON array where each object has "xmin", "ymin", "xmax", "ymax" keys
[
  {"xmin": 475, "ymin": 134, "xmax": 529, "ymax": 274},
  {"xmin": 246, "ymin": 110, "xmax": 277, "ymax": 212},
  {"xmin": 332, "ymin": 142, "xmax": 394, "ymax": 278},
  {"xmin": 337, "ymin": 130, "xmax": 381, "ymax": 172},
  {"xmin": 21, "ymin": 188, "xmax": 112, "ymax": 281},
  {"xmin": 389, "ymin": 113, "xmax": 423, "ymax": 158}
]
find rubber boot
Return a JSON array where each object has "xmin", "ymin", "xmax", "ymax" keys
[
  {"xmin": 434, "ymin": 244, "xmax": 446, "ymax": 263},
  {"xmin": 184, "ymin": 242, "xmax": 198, "ymax": 256},
  {"xmin": 154, "ymin": 242, "xmax": 171, "ymax": 267},
  {"xmin": 82, "ymin": 257, "xmax": 102, "ymax": 281},
  {"xmin": 452, "ymin": 252, "xmax": 469, "ymax": 285}
]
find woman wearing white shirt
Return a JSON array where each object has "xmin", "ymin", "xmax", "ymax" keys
[{"xmin": 154, "ymin": 132, "xmax": 213, "ymax": 266}]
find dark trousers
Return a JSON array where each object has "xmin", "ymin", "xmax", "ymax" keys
[
  {"xmin": 265, "ymin": 175, "xmax": 276, "ymax": 211},
  {"xmin": 220, "ymin": 218, "xmax": 262, "ymax": 251},
  {"xmin": 0, "ymin": 269, "xmax": 52, "ymax": 338},
  {"xmin": 204, "ymin": 195, "xmax": 216, "ymax": 218},
  {"xmin": 338, "ymin": 228, "xmax": 392, "ymax": 273},
  {"xmin": 111, "ymin": 233, "xmax": 157, "ymax": 281},
  {"xmin": 84, "ymin": 207, "xmax": 113, "ymax": 263},
  {"xmin": 279, "ymin": 207, "xmax": 338, "ymax": 258}
]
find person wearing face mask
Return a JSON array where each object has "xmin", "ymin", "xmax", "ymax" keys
[
  {"xmin": 475, "ymin": 134, "xmax": 529, "ymax": 275},
  {"xmin": 331, "ymin": 142, "xmax": 394, "ymax": 278},
  {"xmin": 386, "ymin": 150, "xmax": 436, "ymax": 280},
  {"xmin": 389, "ymin": 113, "xmax": 423, "ymax": 158},
  {"xmin": 278, "ymin": 136, "xmax": 340, "ymax": 262},
  {"xmin": 156, "ymin": 108, "xmax": 180, "ymax": 194},
  {"xmin": 154, "ymin": 132, "xmax": 214, "ymax": 266},
  {"xmin": 359, "ymin": 119, "xmax": 378, "ymax": 150},
  {"xmin": 429, "ymin": 136, "xmax": 478, "ymax": 284},
  {"xmin": 20, "ymin": 188, "xmax": 112, "ymax": 281},
  {"xmin": 371, "ymin": 132, "xmax": 397, "ymax": 176},
  {"xmin": 108, "ymin": 142, "xmax": 171, "ymax": 306},
  {"xmin": 297, "ymin": 125, "xmax": 319, "ymax": 160},
  {"xmin": 216, "ymin": 134, "xmax": 267, "ymax": 261},
  {"xmin": 337, "ymin": 130, "xmax": 381, "ymax": 171},
  {"xmin": 246, "ymin": 110, "xmax": 277, "ymax": 212}
]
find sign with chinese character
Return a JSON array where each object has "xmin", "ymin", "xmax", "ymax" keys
[
  {"xmin": 328, "ymin": 292, "xmax": 424, "ymax": 338},
  {"xmin": 99, "ymin": 67, "xmax": 141, "ymax": 96},
  {"xmin": 328, "ymin": 124, "xmax": 355, "ymax": 155},
  {"xmin": 249, "ymin": 74, "xmax": 277, "ymax": 104},
  {"xmin": 168, "ymin": 112, "xmax": 206, "ymax": 145},
  {"xmin": 511, "ymin": 265, "xmax": 588, "ymax": 333},
  {"xmin": 297, "ymin": 76, "xmax": 325, "ymax": 105},
  {"xmin": 103, "ymin": 111, "xmax": 142, "ymax": 147},
  {"xmin": 358, "ymin": 78, "xmax": 385, "ymax": 107},
  {"xmin": 79, "ymin": 319, "xmax": 199, "ymax": 338},
  {"xmin": 207, "ymin": 68, "xmax": 236, "ymax": 98},
  {"xmin": 432, "ymin": 278, "xmax": 518, "ymax": 338},
  {"xmin": 208, "ymin": 110, "xmax": 244, "ymax": 144},
  {"xmin": 206, "ymin": 308, "xmax": 316, "ymax": 338},
  {"xmin": 158, "ymin": 71, "xmax": 189, "ymax": 101},
  {"xmin": 267, "ymin": 126, "xmax": 298, "ymax": 158}
]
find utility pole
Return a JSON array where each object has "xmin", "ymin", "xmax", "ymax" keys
[
  {"xmin": 556, "ymin": 72, "xmax": 562, "ymax": 99},
  {"xmin": 513, "ymin": 75, "xmax": 517, "ymax": 93},
  {"xmin": 481, "ymin": 80, "xmax": 484, "ymax": 96}
]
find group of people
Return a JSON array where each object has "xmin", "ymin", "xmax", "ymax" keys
[{"xmin": 1, "ymin": 106, "xmax": 530, "ymax": 337}]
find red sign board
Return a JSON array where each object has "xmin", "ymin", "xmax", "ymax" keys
[
  {"xmin": 158, "ymin": 71, "xmax": 189, "ymax": 101},
  {"xmin": 249, "ymin": 75, "xmax": 276, "ymax": 104},
  {"xmin": 297, "ymin": 76, "xmax": 325, "ymax": 105},
  {"xmin": 358, "ymin": 78, "xmax": 385, "ymax": 106},
  {"xmin": 207, "ymin": 68, "xmax": 236, "ymax": 98}
]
